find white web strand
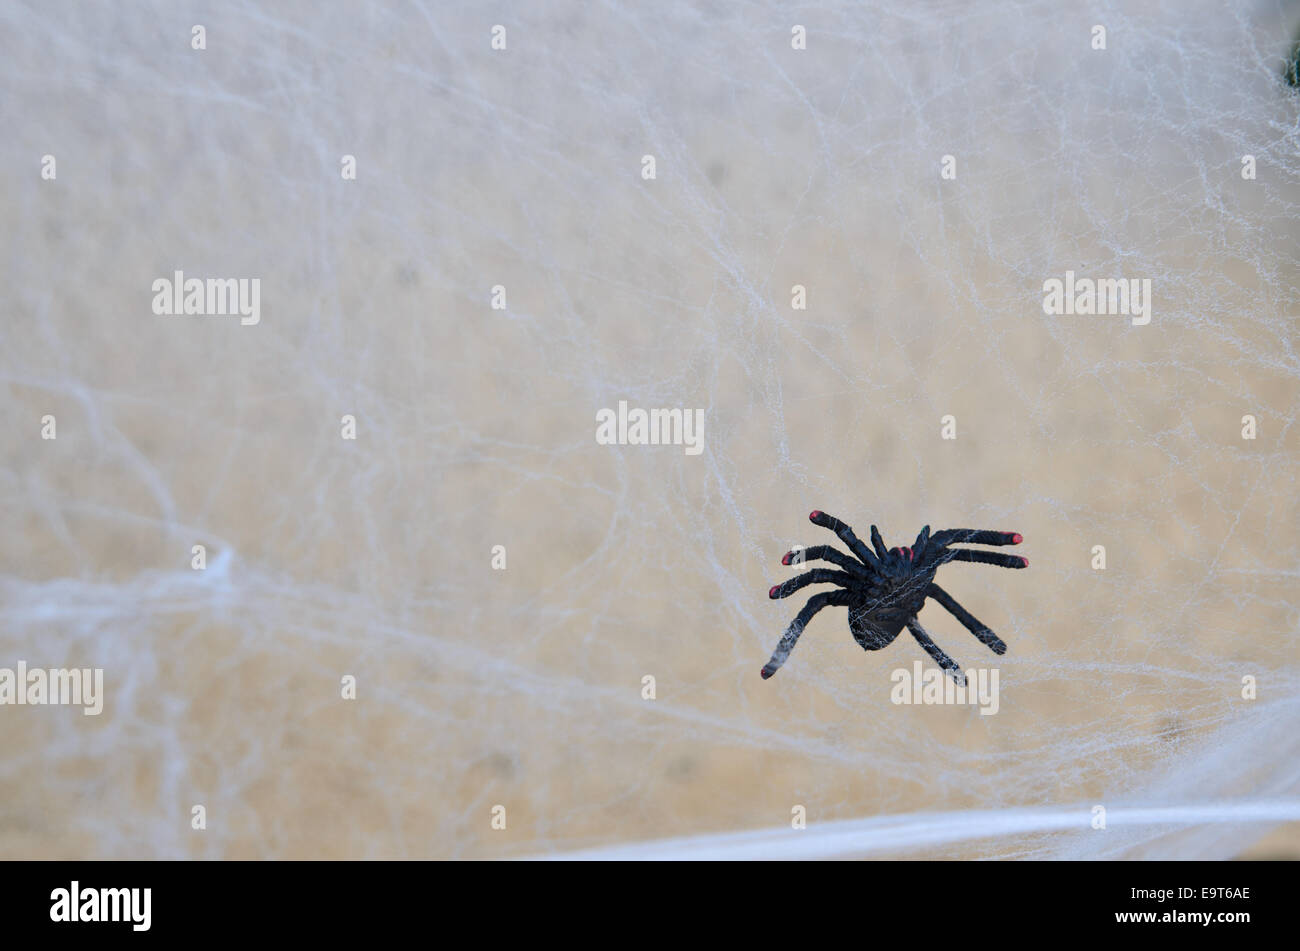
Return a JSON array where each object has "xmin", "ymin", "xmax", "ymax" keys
[
  {"xmin": 548, "ymin": 688, "xmax": 1300, "ymax": 859},
  {"xmin": 546, "ymin": 801, "xmax": 1300, "ymax": 861}
]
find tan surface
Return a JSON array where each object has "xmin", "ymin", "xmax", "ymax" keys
[{"xmin": 1, "ymin": 1, "xmax": 1297, "ymax": 859}]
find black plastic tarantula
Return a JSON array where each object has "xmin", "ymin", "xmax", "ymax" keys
[{"xmin": 761, "ymin": 511, "xmax": 1027, "ymax": 685}]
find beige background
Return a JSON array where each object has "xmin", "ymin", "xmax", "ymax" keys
[{"xmin": 1, "ymin": 0, "xmax": 1298, "ymax": 859}]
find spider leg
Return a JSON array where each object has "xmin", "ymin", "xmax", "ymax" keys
[
  {"xmin": 808, "ymin": 511, "xmax": 882, "ymax": 570},
  {"xmin": 905, "ymin": 618, "xmax": 967, "ymax": 686},
  {"xmin": 781, "ymin": 545, "xmax": 870, "ymax": 576},
  {"xmin": 940, "ymin": 549, "xmax": 1028, "ymax": 570},
  {"xmin": 768, "ymin": 568, "xmax": 857, "ymax": 599},
  {"xmin": 761, "ymin": 590, "xmax": 851, "ymax": 679},
  {"xmin": 926, "ymin": 583, "xmax": 1007, "ymax": 655},
  {"xmin": 911, "ymin": 525, "xmax": 931, "ymax": 561},
  {"xmin": 869, "ymin": 524, "xmax": 889, "ymax": 560},
  {"xmin": 930, "ymin": 529, "xmax": 1022, "ymax": 548}
]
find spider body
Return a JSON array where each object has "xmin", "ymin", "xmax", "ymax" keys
[{"xmin": 761, "ymin": 511, "xmax": 1026, "ymax": 685}]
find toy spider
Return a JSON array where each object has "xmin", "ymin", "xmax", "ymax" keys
[{"xmin": 761, "ymin": 511, "xmax": 1027, "ymax": 685}]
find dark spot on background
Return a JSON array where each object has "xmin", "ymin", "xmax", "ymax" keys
[
  {"xmin": 1157, "ymin": 716, "xmax": 1187, "ymax": 744},
  {"xmin": 483, "ymin": 751, "xmax": 516, "ymax": 779},
  {"xmin": 665, "ymin": 754, "xmax": 696, "ymax": 783},
  {"xmin": 396, "ymin": 263, "xmax": 420, "ymax": 287}
]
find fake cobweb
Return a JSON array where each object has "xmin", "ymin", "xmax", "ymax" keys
[{"xmin": 1, "ymin": 0, "xmax": 1298, "ymax": 859}]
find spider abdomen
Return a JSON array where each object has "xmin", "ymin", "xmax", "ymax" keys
[{"xmin": 848, "ymin": 605, "xmax": 903, "ymax": 651}]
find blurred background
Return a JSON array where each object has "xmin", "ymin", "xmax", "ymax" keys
[{"xmin": 1, "ymin": 0, "xmax": 1297, "ymax": 859}]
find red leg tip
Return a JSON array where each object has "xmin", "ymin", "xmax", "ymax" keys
[
  {"xmin": 769, "ymin": 585, "xmax": 780, "ymax": 598},
  {"xmin": 809, "ymin": 510, "xmax": 822, "ymax": 520},
  {"xmin": 781, "ymin": 552, "xmax": 792, "ymax": 566},
  {"xmin": 760, "ymin": 667, "xmax": 772, "ymax": 679},
  {"xmin": 1011, "ymin": 533, "xmax": 1023, "ymax": 544},
  {"xmin": 1019, "ymin": 557, "xmax": 1029, "ymax": 567}
]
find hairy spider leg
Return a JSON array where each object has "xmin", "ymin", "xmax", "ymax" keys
[
  {"xmin": 782, "ymin": 545, "xmax": 870, "ymax": 576},
  {"xmin": 761, "ymin": 590, "xmax": 852, "ymax": 679},
  {"xmin": 939, "ymin": 549, "xmax": 1028, "ymax": 570},
  {"xmin": 926, "ymin": 583, "xmax": 1007, "ymax": 655},
  {"xmin": 768, "ymin": 568, "xmax": 857, "ymax": 600},
  {"xmin": 808, "ymin": 511, "xmax": 882, "ymax": 570},
  {"xmin": 905, "ymin": 618, "xmax": 967, "ymax": 687},
  {"xmin": 869, "ymin": 524, "xmax": 889, "ymax": 560},
  {"xmin": 929, "ymin": 529, "xmax": 1023, "ymax": 548},
  {"xmin": 911, "ymin": 524, "xmax": 932, "ymax": 560}
]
